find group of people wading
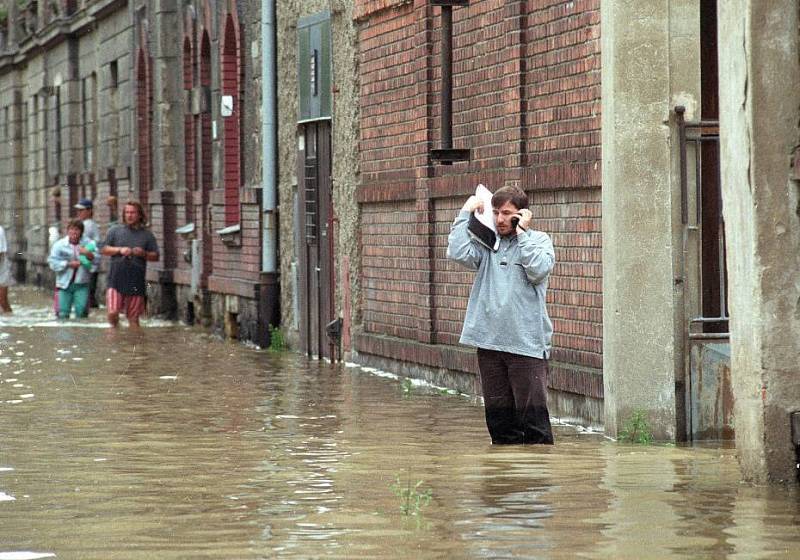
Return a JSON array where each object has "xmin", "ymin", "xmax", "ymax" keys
[
  {"xmin": 45, "ymin": 199, "xmax": 159, "ymax": 328},
  {"xmin": 5, "ymin": 185, "xmax": 554, "ymax": 446}
]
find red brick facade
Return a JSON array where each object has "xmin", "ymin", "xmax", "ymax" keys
[
  {"xmin": 355, "ymin": 0, "xmax": 602, "ymax": 403},
  {"xmin": 183, "ymin": 36, "xmax": 196, "ymax": 224}
]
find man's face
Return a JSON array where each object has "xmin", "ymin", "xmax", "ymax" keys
[
  {"xmin": 67, "ymin": 226, "xmax": 82, "ymax": 244},
  {"xmin": 123, "ymin": 205, "xmax": 140, "ymax": 226},
  {"xmin": 493, "ymin": 201, "xmax": 520, "ymax": 237},
  {"xmin": 76, "ymin": 208, "xmax": 91, "ymax": 220}
]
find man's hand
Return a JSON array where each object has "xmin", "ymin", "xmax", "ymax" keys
[
  {"xmin": 68, "ymin": 260, "xmax": 81, "ymax": 269},
  {"xmin": 78, "ymin": 247, "xmax": 94, "ymax": 260},
  {"xmin": 132, "ymin": 247, "xmax": 146, "ymax": 258},
  {"xmin": 462, "ymin": 195, "xmax": 484, "ymax": 214},
  {"xmin": 516, "ymin": 209, "xmax": 533, "ymax": 232}
]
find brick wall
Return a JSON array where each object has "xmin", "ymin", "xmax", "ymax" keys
[
  {"xmin": 358, "ymin": 2, "xmax": 419, "ymax": 184},
  {"xmin": 525, "ymin": 0, "xmax": 601, "ymax": 184},
  {"xmin": 356, "ymin": 0, "xmax": 603, "ymax": 404},
  {"xmin": 206, "ymin": 4, "xmax": 264, "ymax": 300}
]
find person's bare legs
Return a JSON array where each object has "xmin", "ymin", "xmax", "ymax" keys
[
  {"xmin": 128, "ymin": 315, "xmax": 141, "ymax": 330},
  {"xmin": 108, "ymin": 310, "xmax": 120, "ymax": 327},
  {"xmin": 0, "ymin": 286, "xmax": 12, "ymax": 313}
]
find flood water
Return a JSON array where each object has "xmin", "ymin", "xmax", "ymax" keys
[{"xmin": 1, "ymin": 287, "xmax": 798, "ymax": 559}]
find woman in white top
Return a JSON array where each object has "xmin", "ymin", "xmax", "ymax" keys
[{"xmin": 0, "ymin": 225, "xmax": 13, "ymax": 313}]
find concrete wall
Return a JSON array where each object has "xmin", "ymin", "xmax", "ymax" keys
[
  {"xmin": 276, "ymin": 0, "xmax": 361, "ymax": 350},
  {"xmin": 601, "ymin": 0, "xmax": 700, "ymax": 440},
  {"xmin": 329, "ymin": 0, "xmax": 361, "ymax": 354},
  {"xmin": 718, "ymin": 0, "xmax": 800, "ymax": 483}
]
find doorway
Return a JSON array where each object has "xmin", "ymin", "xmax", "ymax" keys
[
  {"xmin": 298, "ymin": 121, "xmax": 335, "ymax": 359},
  {"xmin": 677, "ymin": 0, "xmax": 732, "ymax": 441}
]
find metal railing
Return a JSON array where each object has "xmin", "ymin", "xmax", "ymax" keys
[{"xmin": 675, "ymin": 105, "xmax": 729, "ymax": 339}]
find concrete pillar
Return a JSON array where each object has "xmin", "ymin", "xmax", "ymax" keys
[
  {"xmin": 717, "ymin": 0, "xmax": 800, "ymax": 483},
  {"xmin": 601, "ymin": 1, "xmax": 700, "ymax": 440},
  {"xmin": 152, "ymin": 0, "xmax": 183, "ymax": 192}
]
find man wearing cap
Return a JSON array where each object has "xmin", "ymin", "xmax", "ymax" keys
[{"xmin": 75, "ymin": 198, "xmax": 100, "ymax": 310}]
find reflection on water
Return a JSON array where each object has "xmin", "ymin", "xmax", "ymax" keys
[{"xmin": 1, "ymin": 287, "xmax": 799, "ymax": 559}]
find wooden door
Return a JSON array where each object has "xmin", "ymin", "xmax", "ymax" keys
[{"xmin": 299, "ymin": 122, "xmax": 334, "ymax": 358}]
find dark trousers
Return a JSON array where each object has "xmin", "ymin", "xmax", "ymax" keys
[{"xmin": 477, "ymin": 348, "xmax": 554, "ymax": 445}]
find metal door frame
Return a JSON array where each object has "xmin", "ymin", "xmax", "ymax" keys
[{"xmin": 676, "ymin": 107, "xmax": 732, "ymax": 440}]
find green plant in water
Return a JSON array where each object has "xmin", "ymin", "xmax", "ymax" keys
[
  {"xmin": 268, "ymin": 325, "xmax": 285, "ymax": 352},
  {"xmin": 400, "ymin": 377, "xmax": 413, "ymax": 396},
  {"xmin": 390, "ymin": 473, "xmax": 432, "ymax": 517},
  {"xmin": 619, "ymin": 409, "xmax": 654, "ymax": 444}
]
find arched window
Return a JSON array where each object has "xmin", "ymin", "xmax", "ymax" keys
[
  {"xmin": 183, "ymin": 36, "xmax": 196, "ymax": 222},
  {"xmin": 221, "ymin": 13, "xmax": 241, "ymax": 226},
  {"xmin": 200, "ymin": 29, "xmax": 214, "ymax": 278},
  {"xmin": 136, "ymin": 47, "xmax": 152, "ymax": 209}
]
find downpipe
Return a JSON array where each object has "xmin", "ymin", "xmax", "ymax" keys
[{"xmin": 261, "ymin": 0, "xmax": 277, "ymax": 273}]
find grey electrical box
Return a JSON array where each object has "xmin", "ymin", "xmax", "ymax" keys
[{"xmin": 298, "ymin": 11, "xmax": 331, "ymax": 122}]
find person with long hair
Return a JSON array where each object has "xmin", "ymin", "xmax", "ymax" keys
[{"xmin": 101, "ymin": 201, "xmax": 159, "ymax": 328}]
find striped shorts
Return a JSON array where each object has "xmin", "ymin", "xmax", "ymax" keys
[{"xmin": 106, "ymin": 287, "xmax": 146, "ymax": 320}]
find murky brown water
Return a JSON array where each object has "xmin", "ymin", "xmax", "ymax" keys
[{"xmin": 1, "ymin": 287, "xmax": 799, "ymax": 559}]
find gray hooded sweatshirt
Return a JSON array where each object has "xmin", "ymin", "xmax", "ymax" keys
[{"xmin": 446, "ymin": 210, "xmax": 555, "ymax": 359}]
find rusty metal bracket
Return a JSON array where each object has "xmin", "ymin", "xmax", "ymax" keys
[{"xmin": 430, "ymin": 148, "xmax": 471, "ymax": 163}]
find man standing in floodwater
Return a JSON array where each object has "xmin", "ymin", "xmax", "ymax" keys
[
  {"xmin": 101, "ymin": 201, "xmax": 159, "ymax": 328},
  {"xmin": 446, "ymin": 185, "xmax": 556, "ymax": 445}
]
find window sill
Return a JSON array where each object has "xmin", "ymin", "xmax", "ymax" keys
[{"xmin": 217, "ymin": 224, "xmax": 241, "ymax": 247}]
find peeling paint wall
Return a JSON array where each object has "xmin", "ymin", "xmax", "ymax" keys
[{"xmin": 718, "ymin": 0, "xmax": 800, "ymax": 483}]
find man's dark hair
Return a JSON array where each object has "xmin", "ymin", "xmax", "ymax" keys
[
  {"xmin": 491, "ymin": 186, "xmax": 528, "ymax": 210},
  {"xmin": 67, "ymin": 218, "xmax": 84, "ymax": 234}
]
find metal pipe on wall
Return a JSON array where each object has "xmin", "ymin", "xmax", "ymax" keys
[
  {"xmin": 440, "ymin": 5, "xmax": 453, "ymax": 150},
  {"xmin": 261, "ymin": 0, "xmax": 277, "ymax": 273}
]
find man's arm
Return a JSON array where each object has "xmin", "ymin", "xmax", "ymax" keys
[
  {"xmin": 131, "ymin": 246, "xmax": 159, "ymax": 261},
  {"xmin": 143, "ymin": 232, "xmax": 159, "ymax": 262},
  {"xmin": 446, "ymin": 197, "xmax": 485, "ymax": 270},
  {"xmin": 100, "ymin": 229, "xmax": 119, "ymax": 257},
  {"xmin": 516, "ymin": 230, "xmax": 555, "ymax": 285}
]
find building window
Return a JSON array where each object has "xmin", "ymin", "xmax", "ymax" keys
[
  {"xmin": 221, "ymin": 13, "xmax": 241, "ymax": 226},
  {"xmin": 109, "ymin": 60, "xmax": 119, "ymax": 89},
  {"xmin": 136, "ymin": 48, "xmax": 152, "ymax": 208}
]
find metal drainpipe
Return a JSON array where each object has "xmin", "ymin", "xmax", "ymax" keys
[
  {"xmin": 440, "ymin": 5, "xmax": 453, "ymax": 151},
  {"xmin": 261, "ymin": 0, "xmax": 277, "ymax": 273}
]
